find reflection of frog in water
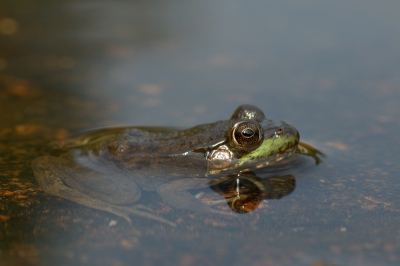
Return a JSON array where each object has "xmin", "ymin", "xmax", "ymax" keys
[
  {"xmin": 32, "ymin": 105, "xmax": 322, "ymax": 225},
  {"xmin": 209, "ymin": 171, "xmax": 296, "ymax": 213}
]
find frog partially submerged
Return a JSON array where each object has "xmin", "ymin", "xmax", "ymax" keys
[{"xmin": 32, "ymin": 104, "xmax": 321, "ymax": 226}]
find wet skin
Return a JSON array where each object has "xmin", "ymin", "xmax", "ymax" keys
[{"xmin": 32, "ymin": 105, "xmax": 310, "ymax": 226}]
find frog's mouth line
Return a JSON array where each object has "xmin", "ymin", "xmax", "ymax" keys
[
  {"xmin": 206, "ymin": 150, "xmax": 296, "ymax": 176},
  {"xmin": 251, "ymin": 148, "xmax": 297, "ymax": 169},
  {"xmin": 206, "ymin": 134, "xmax": 299, "ymax": 176},
  {"xmin": 236, "ymin": 134, "xmax": 299, "ymax": 167}
]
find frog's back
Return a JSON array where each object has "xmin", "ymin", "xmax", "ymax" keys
[
  {"xmin": 62, "ymin": 121, "xmax": 231, "ymax": 190},
  {"xmin": 109, "ymin": 121, "xmax": 231, "ymax": 155}
]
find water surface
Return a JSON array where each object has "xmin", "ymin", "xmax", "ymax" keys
[{"xmin": 1, "ymin": 1, "xmax": 400, "ymax": 265}]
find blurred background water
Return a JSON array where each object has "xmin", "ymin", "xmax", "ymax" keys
[{"xmin": 1, "ymin": 0, "xmax": 400, "ymax": 265}]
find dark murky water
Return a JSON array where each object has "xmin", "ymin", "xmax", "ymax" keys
[{"xmin": 1, "ymin": 1, "xmax": 400, "ymax": 265}]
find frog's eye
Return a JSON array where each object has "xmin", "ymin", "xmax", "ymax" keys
[{"xmin": 232, "ymin": 121, "xmax": 263, "ymax": 148}]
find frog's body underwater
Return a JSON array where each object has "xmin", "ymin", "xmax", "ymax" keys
[{"xmin": 32, "ymin": 104, "xmax": 320, "ymax": 226}]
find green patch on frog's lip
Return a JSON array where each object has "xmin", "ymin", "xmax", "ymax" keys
[{"xmin": 236, "ymin": 134, "xmax": 299, "ymax": 167}]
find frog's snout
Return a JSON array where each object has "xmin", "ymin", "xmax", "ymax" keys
[{"xmin": 278, "ymin": 123, "xmax": 300, "ymax": 142}]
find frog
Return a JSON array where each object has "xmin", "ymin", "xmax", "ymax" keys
[{"xmin": 32, "ymin": 104, "xmax": 320, "ymax": 226}]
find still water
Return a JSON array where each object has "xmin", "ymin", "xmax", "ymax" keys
[{"xmin": 1, "ymin": 0, "xmax": 400, "ymax": 265}]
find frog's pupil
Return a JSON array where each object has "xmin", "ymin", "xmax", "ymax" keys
[{"xmin": 242, "ymin": 128, "xmax": 254, "ymax": 137}]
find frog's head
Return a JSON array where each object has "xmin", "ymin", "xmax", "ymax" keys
[{"xmin": 206, "ymin": 105, "xmax": 299, "ymax": 174}]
